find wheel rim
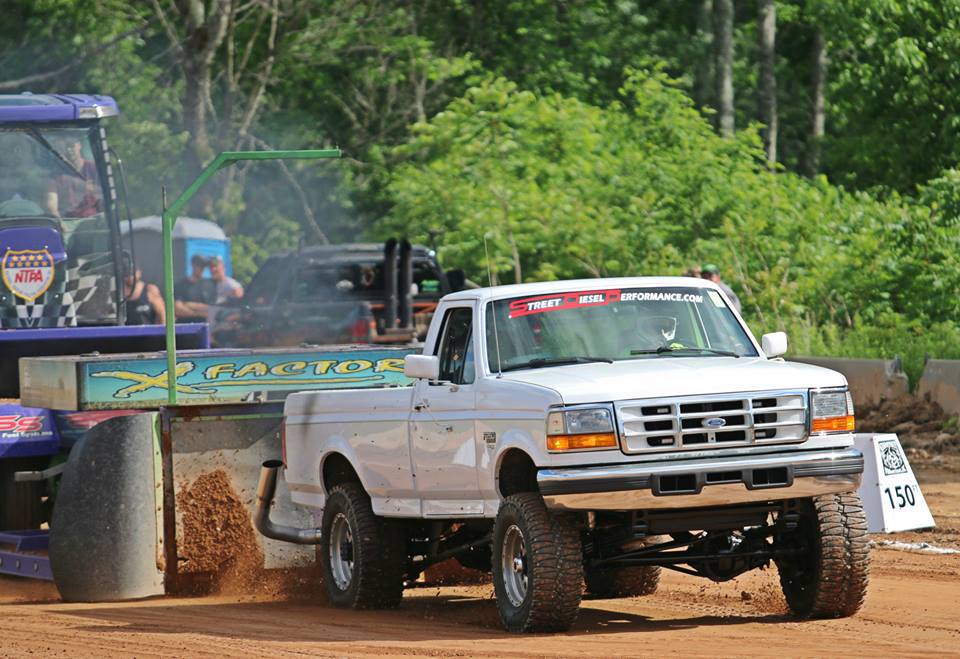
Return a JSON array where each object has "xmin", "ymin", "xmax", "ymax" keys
[
  {"xmin": 501, "ymin": 523, "xmax": 528, "ymax": 607},
  {"xmin": 329, "ymin": 512, "xmax": 354, "ymax": 591}
]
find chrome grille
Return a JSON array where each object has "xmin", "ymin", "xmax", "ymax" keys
[{"xmin": 616, "ymin": 390, "xmax": 807, "ymax": 454}]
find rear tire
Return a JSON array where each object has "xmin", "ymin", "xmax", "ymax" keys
[
  {"xmin": 320, "ymin": 483, "xmax": 405, "ymax": 609},
  {"xmin": 584, "ymin": 534, "xmax": 662, "ymax": 597},
  {"xmin": 584, "ymin": 565, "xmax": 660, "ymax": 598},
  {"xmin": 776, "ymin": 493, "xmax": 870, "ymax": 619},
  {"xmin": 0, "ymin": 458, "xmax": 46, "ymax": 531},
  {"xmin": 492, "ymin": 493, "xmax": 583, "ymax": 633}
]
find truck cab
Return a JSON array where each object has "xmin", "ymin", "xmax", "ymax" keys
[
  {"xmin": 0, "ymin": 94, "xmax": 208, "ymax": 398},
  {"xmin": 0, "ymin": 93, "xmax": 123, "ymax": 330},
  {"xmin": 213, "ymin": 240, "xmax": 461, "ymax": 347}
]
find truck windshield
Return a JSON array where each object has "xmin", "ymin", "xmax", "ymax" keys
[
  {"xmin": 485, "ymin": 286, "xmax": 758, "ymax": 372},
  {"xmin": 0, "ymin": 127, "xmax": 105, "ymax": 221}
]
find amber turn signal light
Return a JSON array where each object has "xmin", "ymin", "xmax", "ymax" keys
[
  {"xmin": 547, "ymin": 433, "xmax": 618, "ymax": 451},
  {"xmin": 811, "ymin": 415, "xmax": 855, "ymax": 433}
]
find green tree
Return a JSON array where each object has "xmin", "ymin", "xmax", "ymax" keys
[{"xmin": 814, "ymin": 0, "xmax": 960, "ymax": 191}]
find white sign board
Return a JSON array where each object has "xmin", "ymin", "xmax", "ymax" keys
[{"xmin": 854, "ymin": 433, "xmax": 935, "ymax": 533}]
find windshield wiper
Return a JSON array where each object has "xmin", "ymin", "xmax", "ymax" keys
[
  {"xmin": 630, "ymin": 346, "xmax": 740, "ymax": 358},
  {"xmin": 500, "ymin": 356, "xmax": 614, "ymax": 372},
  {"xmin": 26, "ymin": 128, "xmax": 85, "ymax": 180}
]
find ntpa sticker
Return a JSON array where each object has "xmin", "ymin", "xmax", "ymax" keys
[{"xmin": 2, "ymin": 248, "xmax": 55, "ymax": 301}]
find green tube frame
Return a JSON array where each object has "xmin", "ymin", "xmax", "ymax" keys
[{"xmin": 161, "ymin": 149, "xmax": 341, "ymax": 404}]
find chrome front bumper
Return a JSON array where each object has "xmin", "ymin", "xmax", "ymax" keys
[{"xmin": 537, "ymin": 447, "xmax": 863, "ymax": 511}]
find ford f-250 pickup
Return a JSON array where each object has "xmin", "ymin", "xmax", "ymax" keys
[{"xmin": 255, "ymin": 277, "xmax": 869, "ymax": 633}]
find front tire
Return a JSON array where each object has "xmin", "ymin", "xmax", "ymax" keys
[
  {"xmin": 492, "ymin": 493, "xmax": 583, "ymax": 633},
  {"xmin": 320, "ymin": 483, "xmax": 405, "ymax": 608},
  {"xmin": 776, "ymin": 492, "xmax": 870, "ymax": 619}
]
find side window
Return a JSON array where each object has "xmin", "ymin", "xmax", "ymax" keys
[
  {"xmin": 436, "ymin": 307, "xmax": 475, "ymax": 384},
  {"xmin": 246, "ymin": 259, "xmax": 287, "ymax": 305}
]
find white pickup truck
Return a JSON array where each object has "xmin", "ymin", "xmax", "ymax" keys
[{"xmin": 255, "ymin": 277, "xmax": 869, "ymax": 632}]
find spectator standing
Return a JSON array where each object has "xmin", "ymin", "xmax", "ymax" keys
[
  {"xmin": 701, "ymin": 263, "xmax": 742, "ymax": 313},
  {"xmin": 208, "ymin": 255, "xmax": 243, "ymax": 303},
  {"xmin": 122, "ymin": 256, "xmax": 165, "ymax": 325},
  {"xmin": 174, "ymin": 254, "xmax": 216, "ymax": 321}
]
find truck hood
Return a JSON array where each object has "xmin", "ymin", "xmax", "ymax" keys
[{"xmin": 499, "ymin": 357, "xmax": 846, "ymax": 404}]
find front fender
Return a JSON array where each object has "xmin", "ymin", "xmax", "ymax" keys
[{"xmin": 484, "ymin": 425, "xmax": 544, "ymax": 501}]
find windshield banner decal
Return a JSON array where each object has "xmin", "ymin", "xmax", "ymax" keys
[
  {"xmin": 507, "ymin": 288, "xmax": 706, "ymax": 319},
  {"xmin": 509, "ymin": 289, "xmax": 622, "ymax": 318},
  {"xmin": 620, "ymin": 291, "xmax": 704, "ymax": 304}
]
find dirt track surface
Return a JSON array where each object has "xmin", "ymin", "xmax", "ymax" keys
[{"xmin": 2, "ymin": 484, "xmax": 959, "ymax": 658}]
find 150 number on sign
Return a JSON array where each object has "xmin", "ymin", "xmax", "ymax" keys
[{"xmin": 884, "ymin": 484, "xmax": 916, "ymax": 509}]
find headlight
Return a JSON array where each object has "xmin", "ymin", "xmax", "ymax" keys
[
  {"xmin": 546, "ymin": 406, "xmax": 618, "ymax": 451},
  {"xmin": 809, "ymin": 388, "xmax": 855, "ymax": 433}
]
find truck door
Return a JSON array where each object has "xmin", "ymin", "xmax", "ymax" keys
[{"xmin": 410, "ymin": 304, "xmax": 481, "ymax": 516}]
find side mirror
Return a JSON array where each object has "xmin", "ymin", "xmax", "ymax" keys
[
  {"xmin": 761, "ymin": 332, "xmax": 788, "ymax": 358},
  {"xmin": 404, "ymin": 354, "xmax": 440, "ymax": 380}
]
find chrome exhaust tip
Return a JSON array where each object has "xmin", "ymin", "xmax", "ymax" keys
[{"xmin": 254, "ymin": 460, "xmax": 322, "ymax": 544}]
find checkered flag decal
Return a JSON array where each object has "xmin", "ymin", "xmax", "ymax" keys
[
  {"xmin": 63, "ymin": 252, "xmax": 117, "ymax": 322},
  {"xmin": 0, "ymin": 259, "xmax": 76, "ymax": 328}
]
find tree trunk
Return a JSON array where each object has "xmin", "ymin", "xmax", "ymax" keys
[
  {"xmin": 713, "ymin": 0, "xmax": 735, "ymax": 137},
  {"xmin": 694, "ymin": 0, "xmax": 714, "ymax": 111},
  {"xmin": 183, "ymin": 56, "xmax": 213, "ymax": 170},
  {"xmin": 151, "ymin": 0, "xmax": 231, "ymax": 202},
  {"xmin": 805, "ymin": 28, "xmax": 827, "ymax": 177},
  {"xmin": 758, "ymin": 0, "xmax": 777, "ymax": 165}
]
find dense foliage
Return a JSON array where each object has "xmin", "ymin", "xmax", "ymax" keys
[
  {"xmin": 3, "ymin": 0, "xmax": 960, "ymax": 377},
  {"xmin": 381, "ymin": 69, "xmax": 960, "ymax": 379}
]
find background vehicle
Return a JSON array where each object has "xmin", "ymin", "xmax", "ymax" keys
[
  {"xmin": 213, "ymin": 239, "xmax": 466, "ymax": 347},
  {"xmin": 260, "ymin": 277, "xmax": 870, "ymax": 632}
]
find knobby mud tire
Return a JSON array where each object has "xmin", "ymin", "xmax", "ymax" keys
[
  {"xmin": 584, "ymin": 565, "xmax": 661, "ymax": 598},
  {"xmin": 584, "ymin": 534, "xmax": 662, "ymax": 598},
  {"xmin": 320, "ymin": 483, "xmax": 405, "ymax": 609},
  {"xmin": 777, "ymin": 492, "xmax": 871, "ymax": 619},
  {"xmin": 492, "ymin": 493, "xmax": 584, "ymax": 633}
]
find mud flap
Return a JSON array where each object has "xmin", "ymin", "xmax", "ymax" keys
[{"xmin": 49, "ymin": 412, "xmax": 164, "ymax": 601}]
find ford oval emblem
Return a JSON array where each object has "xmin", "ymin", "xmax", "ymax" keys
[{"xmin": 704, "ymin": 417, "xmax": 727, "ymax": 429}]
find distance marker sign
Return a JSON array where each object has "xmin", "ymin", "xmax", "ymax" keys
[{"xmin": 855, "ymin": 433, "xmax": 935, "ymax": 533}]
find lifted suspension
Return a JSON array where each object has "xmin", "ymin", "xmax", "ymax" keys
[{"xmin": 587, "ymin": 503, "xmax": 802, "ymax": 582}]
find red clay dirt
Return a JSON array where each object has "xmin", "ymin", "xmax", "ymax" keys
[
  {"xmin": 173, "ymin": 469, "xmax": 325, "ymax": 600},
  {"xmin": 1, "ymin": 478, "xmax": 958, "ymax": 657},
  {"xmin": 858, "ymin": 395, "xmax": 960, "ymax": 476}
]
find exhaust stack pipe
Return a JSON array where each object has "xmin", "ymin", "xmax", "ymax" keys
[
  {"xmin": 398, "ymin": 239, "xmax": 413, "ymax": 329},
  {"xmin": 383, "ymin": 238, "xmax": 398, "ymax": 329},
  {"xmin": 254, "ymin": 460, "xmax": 322, "ymax": 544}
]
